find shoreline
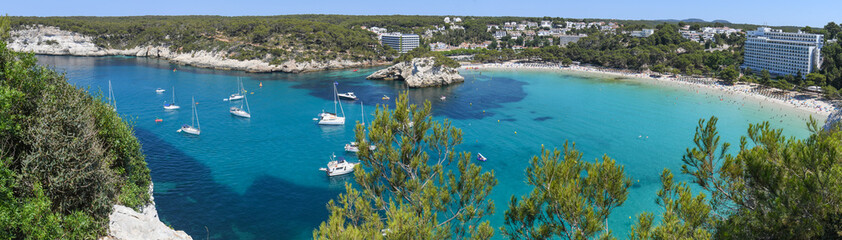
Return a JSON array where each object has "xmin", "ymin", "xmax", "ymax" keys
[
  {"xmin": 9, "ymin": 25, "xmax": 390, "ymax": 74},
  {"xmin": 461, "ymin": 63, "xmax": 836, "ymax": 119},
  {"xmin": 27, "ymin": 50, "xmax": 390, "ymax": 73}
]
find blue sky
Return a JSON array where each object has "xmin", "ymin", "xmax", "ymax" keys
[{"xmin": 5, "ymin": 0, "xmax": 840, "ymax": 27}]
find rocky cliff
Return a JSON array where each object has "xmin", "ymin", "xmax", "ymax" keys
[
  {"xmin": 8, "ymin": 25, "xmax": 384, "ymax": 73},
  {"xmin": 825, "ymin": 108, "xmax": 842, "ymax": 131},
  {"xmin": 366, "ymin": 57, "xmax": 464, "ymax": 88},
  {"xmin": 99, "ymin": 183, "xmax": 192, "ymax": 240}
]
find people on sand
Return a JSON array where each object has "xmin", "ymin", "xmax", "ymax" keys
[{"xmin": 463, "ymin": 62, "xmax": 836, "ymax": 116}]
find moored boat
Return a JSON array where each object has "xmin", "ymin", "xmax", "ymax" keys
[
  {"xmin": 477, "ymin": 153, "xmax": 487, "ymax": 162},
  {"xmin": 230, "ymin": 92, "xmax": 251, "ymax": 118},
  {"xmin": 227, "ymin": 78, "xmax": 246, "ymax": 101},
  {"xmin": 319, "ymin": 154, "xmax": 357, "ymax": 176},
  {"xmin": 230, "ymin": 107, "xmax": 250, "ymax": 118},
  {"xmin": 177, "ymin": 97, "xmax": 201, "ymax": 135},
  {"xmin": 318, "ymin": 82, "xmax": 346, "ymax": 125},
  {"xmin": 163, "ymin": 86, "xmax": 180, "ymax": 110},
  {"xmin": 338, "ymin": 92, "xmax": 357, "ymax": 100},
  {"xmin": 107, "ymin": 80, "xmax": 117, "ymax": 111},
  {"xmin": 344, "ymin": 142, "xmax": 376, "ymax": 153}
]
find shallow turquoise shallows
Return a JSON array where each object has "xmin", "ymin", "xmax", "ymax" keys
[{"xmin": 38, "ymin": 55, "xmax": 814, "ymax": 239}]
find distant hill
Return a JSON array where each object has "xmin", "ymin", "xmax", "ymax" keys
[{"xmin": 655, "ymin": 18, "xmax": 731, "ymax": 24}]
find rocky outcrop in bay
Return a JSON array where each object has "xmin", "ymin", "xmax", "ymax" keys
[
  {"xmin": 8, "ymin": 25, "xmax": 384, "ymax": 73},
  {"xmin": 366, "ymin": 57, "xmax": 464, "ymax": 88}
]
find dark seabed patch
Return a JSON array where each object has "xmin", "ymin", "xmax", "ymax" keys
[
  {"xmin": 289, "ymin": 72, "xmax": 410, "ymax": 110},
  {"xmin": 533, "ymin": 116, "xmax": 553, "ymax": 121},
  {"xmin": 137, "ymin": 129, "xmax": 341, "ymax": 240},
  {"xmin": 499, "ymin": 118, "xmax": 517, "ymax": 122},
  {"xmin": 289, "ymin": 73, "xmax": 528, "ymax": 120}
]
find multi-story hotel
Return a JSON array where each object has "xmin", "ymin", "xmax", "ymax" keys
[
  {"xmin": 742, "ymin": 27, "xmax": 824, "ymax": 77},
  {"xmin": 380, "ymin": 33, "xmax": 420, "ymax": 54}
]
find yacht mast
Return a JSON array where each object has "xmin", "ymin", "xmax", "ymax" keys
[
  {"xmin": 334, "ymin": 82, "xmax": 345, "ymax": 117},
  {"xmin": 195, "ymin": 97, "xmax": 200, "ymax": 130}
]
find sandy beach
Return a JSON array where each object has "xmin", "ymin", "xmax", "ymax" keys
[{"xmin": 461, "ymin": 62, "xmax": 837, "ymax": 120}]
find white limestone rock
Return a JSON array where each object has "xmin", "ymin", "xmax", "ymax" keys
[
  {"xmin": 366, "ymin": 57, "xmax": 464, "ymax": 88},
  {"xmin": 8, "ymin": 25, "xmax": 108, "ymax": 56},
  {"xmin": 101, "ymin": 205, "xmax": 192, "ymax": 240},
  {"xmin": 99, "ymin": 183, "xmax": 192, "ymax": 240},
  {"xmin": 7, "ymin": 25, "xmax": 383, "ymax": 73},
  {"xmin": 824, "ymin": 108, "xmax": 842, "ymax": 131}
]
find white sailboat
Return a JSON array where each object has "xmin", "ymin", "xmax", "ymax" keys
[
  {"xmin": 318, "ymin": 82, "xmax": 345, "ymax": 125},
  {"xmin": 345, "ymin": 101, "xmax": 376, "ymax": 152},
  {"xmin": 107, "ymin": 80, "xmax": 117, "ymax": 111},
  {"xmin": 177, "ymin": 97, "xmax": 201, "ymax": 135},
  {"xmin": 155, "ymin": 88, "xmax": 166, "ymax": 93},
  {"xmin": 319, "ymin": 153, "xmax": 357, "ymax": 176},
  {"xmin": 230, "ymin": 93, "xmax": 251, "ymax": 118},
  {"xmin": 227, "ymin": 78, "xmax": 245, "ymax": 101},
  {"xmin": 163, "ymin": 86, "xmax": 181, "ymax": 110}
]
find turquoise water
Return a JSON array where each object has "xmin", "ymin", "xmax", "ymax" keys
[{"xmin": 38, "ymin": 55, "xmax": 815, "ymax": 239}]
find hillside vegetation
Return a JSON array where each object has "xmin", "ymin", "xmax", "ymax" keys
[
  {"xmin": 8, "ymin": 15, "xmax": 769, "ymax": 65},
  {"xmin": 10, "ymin": 15, "xmax": 387, "ymax": 63},
  {"xmin": 0, "ymin": 17, "xmax": 151, "ymax": 238}
]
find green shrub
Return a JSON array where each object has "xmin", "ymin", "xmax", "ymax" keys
[{"xmin": 0, "ymin": 17, "xmax": 151, "ymax": 239}]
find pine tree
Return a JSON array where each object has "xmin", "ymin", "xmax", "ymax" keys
[
  {"xmin": 313, "ymin": 93, "xmax": 497, "ymax": 239},
  {"xmin": 501, "ymin": 142, "xmax": 632, "ymax": 239}
]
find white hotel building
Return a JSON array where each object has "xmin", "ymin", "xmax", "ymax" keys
[
  {"xmin": 380, "ymin": 33, "xmax": 420, "ymax": 54},
  {"xmin": 742, "ymin": 27, "xmax": 824, "ymax": 77}
]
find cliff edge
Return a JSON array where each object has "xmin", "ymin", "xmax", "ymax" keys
[
  {"xmin": 100, "ymin": 183, "xmax": 192, "ymax": 240},
  {"xmin": 7, "ymin": 25, "xmax": 384, "ymax": 73},
  {"xmin": 367, "ymin": 57, "xmax": 464, "ymax": 88}
]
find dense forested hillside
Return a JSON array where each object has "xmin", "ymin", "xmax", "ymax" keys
[
  {"xmin": 10, "ymin": 15, "xmax": 389, "ymax": 63},
  {"xmin": 0, "ymin": 17, "xmax": 150, "ymax": 238},
  {"xmin": 11, "ymin": 15, "xmax": 840, "ymax": 92},
  {"xmin": 7, "ymin": 15, "xmax": 768, "ymax": 65}
]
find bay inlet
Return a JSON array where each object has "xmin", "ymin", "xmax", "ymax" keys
[{"xmin": 39, "ymin": 55, "xmax": 815, "ymax": 239}]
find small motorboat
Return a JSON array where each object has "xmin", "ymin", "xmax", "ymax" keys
[
  {"xmin": 319, "ymin": 153, "xmax": 357, "ymax": 176},
  {"xmin": 477, "ymin": 153, "xmax": 487, "ymax": 162},
  {"xmin": 155, "ymin": 118, "xmax": 163, "ymax": 123},
  {"xmin": 352, "ymin": 69, "xmax": 358, "ymax": 72},
  {"xmin": 163, "ymin": 102, "xmax": 181, "ymax": 110},
  {"xmin": 337, "ymin": 92, "xmax": 358, "ymax": 100},
  {"xmin": 440, "ymin": 95, "xmax": 446, "ymax": 101},
  {"xmin": 382, "ymin": 95, "xmax": 390, "ymax": 100},
  {"xmin": 156, "ymin": 88, "xmax": 166, "ymax": 93},
  {"xmin": 344, "ymin": 142, "xmax": 376, "ymax": 153}
]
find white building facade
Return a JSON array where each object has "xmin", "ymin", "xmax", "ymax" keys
[
  {"xmin": 742, "ymin": 27, "xmax": 824, "ymax": 77},
  {"xmin": 630, "ymin": 29, "xmax": 654, "ymax": 38},
  {"xmin": 380, "ymin": 33, "xmax": 420, "ymax": 54}
]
